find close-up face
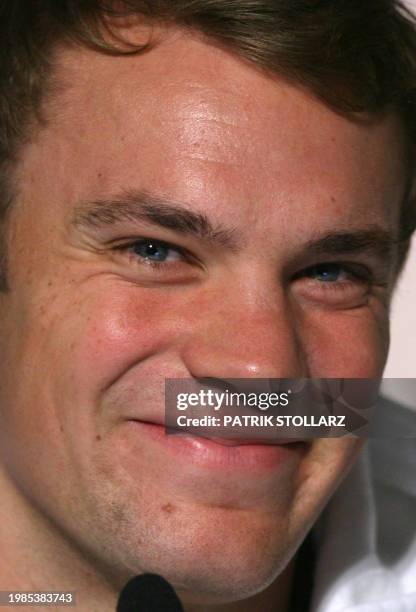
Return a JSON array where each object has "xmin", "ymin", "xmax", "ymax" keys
[{"xmin": 0, "ymin": 26, "xmax": 409, "ymax": 606}]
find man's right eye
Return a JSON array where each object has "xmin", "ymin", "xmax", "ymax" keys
[
  {"xmin": 111, "ymin": 237, "xmax": 205, "ymax": 284},
  {"xmin": 128, "ymin": 239, "xmax": 185, "ymax": 265}
]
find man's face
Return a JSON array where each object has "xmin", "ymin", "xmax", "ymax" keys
[{"xmin": 0, "ymin": 27, "xmax": 407, "ymax": 605}]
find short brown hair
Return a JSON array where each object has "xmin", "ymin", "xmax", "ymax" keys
[{"xmin": 0, "ymin": 0, "xmax": 416, "ymax": 289}]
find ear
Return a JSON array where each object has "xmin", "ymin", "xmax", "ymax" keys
[
  {"xmin": 395, "ymin": 172, "xmax": 416, "ymax": 277},
  {"xmin": 0, "ymin": 192, "xmax": 13, "ymax": 294}
]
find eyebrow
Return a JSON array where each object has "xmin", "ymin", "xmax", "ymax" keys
[
  {"xmin": 71, "ymin": 189, "xmax": 399, "ymax": 263},
  {"xmin": 305, "ymin": 228, "xmax": 399, "ymax": 262},
  {"xmin": 72, "ymin": 190, "xmax": 239, "ymax": 250}
]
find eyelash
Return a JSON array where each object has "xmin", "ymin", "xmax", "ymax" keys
[{"xmin": 114, "ymin": 237, "xmax": 375, "ymax": 287}]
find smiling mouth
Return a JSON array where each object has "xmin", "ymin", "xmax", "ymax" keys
[
  {"xmin": 130, "ymin": 418, "xmax": 307, "ymax": 445},
  {"xmin": 130, "ymin": 419, "xmax": 311, "ymax": 446},
  {"xmin": 126, "ymin": 419, "xmax": 310, "ymax": 471}
]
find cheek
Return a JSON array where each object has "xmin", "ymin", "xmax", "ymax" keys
[
  {"xmin": 66, "ymin": 287, "xmax": 390, "ymax": 390},
  {"xmin": 302, "ymin": 306, "xmax": 389, "ymax": 377},
  {"xmin": 60, "ymin": 285, "xmax": 186, "ymax": 397},
  {"xmin": 292, "ymin": 436, "xmax": 364, "ymax": 539},
  {"xmin": 0, "ymin": 285, "xmax": 182, "ymax": 486}
]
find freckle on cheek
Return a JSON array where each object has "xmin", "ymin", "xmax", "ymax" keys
[
  {"xmin": 96, "ymin": 435, "xmax": 102, "ymax": 441},
  {"xmin": 161, "ymin": 503, "xmax": 175, "ymax": 514}
]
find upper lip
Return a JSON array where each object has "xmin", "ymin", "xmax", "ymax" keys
[{"xmin": 186, "ymin": 437, "xmax": 306, "ymax": 446}]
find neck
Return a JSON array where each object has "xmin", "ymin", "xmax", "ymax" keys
[{"xmin": 0, "ymin": 465, "xmax": 118, "ymax": 612}]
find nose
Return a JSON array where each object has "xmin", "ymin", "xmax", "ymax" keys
[{"xmin": 181, "ymin": 286, "xmax": 307, "ymax": 379}]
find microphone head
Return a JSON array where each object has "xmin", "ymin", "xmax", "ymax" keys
[{"xmin": 117, "ymin": 573, "xmax": 184, "ymax": 612}]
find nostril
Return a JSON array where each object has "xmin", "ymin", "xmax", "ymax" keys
[{"xmin": 193, "ymin": 376, "xmax": 239, "ymax": 392}]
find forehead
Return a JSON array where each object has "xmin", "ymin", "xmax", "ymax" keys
[{"xmin": 21, "ymin": 26, "xmax": 407, "ymax": 233}]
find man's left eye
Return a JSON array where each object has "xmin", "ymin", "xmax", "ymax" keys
[
  {"xmin": 304, "ymin": 263, "xmax": 346, "ymax": 283},
  {"xmin": 292, "ymin": 260, "xmax": 376, "ymax": 307}
]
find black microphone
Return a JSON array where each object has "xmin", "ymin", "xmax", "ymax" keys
[{"xmin": 117, "ymin": 573, "xmax": 184, "ymax": 612}]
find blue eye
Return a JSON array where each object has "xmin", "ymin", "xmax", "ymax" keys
[
  {"xmin": 132, "ymin": 240, "xmax": 175, "ymax": 262},
  {"xmin": 306, "ymin": 264, "xmax": 344, "ymax": 282}
]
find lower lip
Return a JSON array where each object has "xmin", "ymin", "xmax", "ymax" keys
[{"xmin": 127, "ymin": 421, "xmax": 308, "ymax": 471}]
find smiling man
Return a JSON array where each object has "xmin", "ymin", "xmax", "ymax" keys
[{"xmin": 0, "ymin": 1, "xmax": 415, "ymax": 611}]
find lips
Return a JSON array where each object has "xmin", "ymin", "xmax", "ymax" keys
[
  {"xmin": 126, "ymin": 419, "xmax": 309, "ymax": 472},
  {"xmin": 129, "ymin": 418, "xmax": 306, "ymax": 446}
]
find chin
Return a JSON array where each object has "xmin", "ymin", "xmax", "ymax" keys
[
  {"xmin": 167, "ymin": 548, "xmax": 289, "ymax": 607},
  {"xmin": 122, "ymin": 508, "xmax": 297, "ymax": 606}
]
